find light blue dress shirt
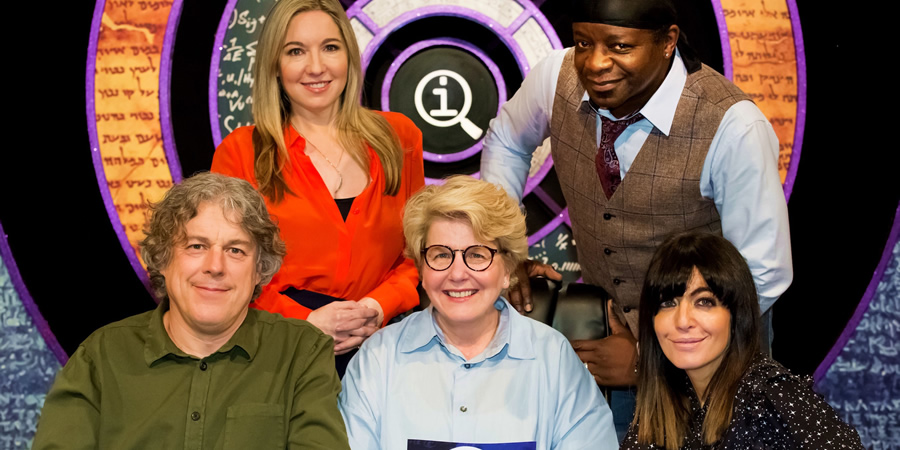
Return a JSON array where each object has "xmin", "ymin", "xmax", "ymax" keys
[
  {"xmin": 339, "ymin": 298, "xmax": 618, "ymax": 450},
  {"xmin": 480, "ymin": 50, "xmax": 792, "ymax": 313}
]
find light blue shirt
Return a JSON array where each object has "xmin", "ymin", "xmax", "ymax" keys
[
  {"xmin": 480, "ymin": 50, "xmax": 792, "ymax": 313},
  {"xmin": 339, "ymin": 298, "xmax": 618, "ymax": 450}
]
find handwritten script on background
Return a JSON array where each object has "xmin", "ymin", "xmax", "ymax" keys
[
  {"xmin": 94, "ymin": 0, "xmax": 175, "ymax": 265},
  {"xmin": 215, "ymin": 1, "xmax": 268, "ymax": 141},
  {"xmin": 721, "ymin": 0, "xmax": 798, "ymax": 183}
]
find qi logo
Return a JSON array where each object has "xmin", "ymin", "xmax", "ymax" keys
[
  {"xmin": 386, "ymin": 46, "xmax": 497, "ymax": 160},
  {"xmin": 414, "ymin": 69, "xmax": 483, "ymax": 140}
]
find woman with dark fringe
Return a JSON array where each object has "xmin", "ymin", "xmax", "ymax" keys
[{"xmin": 623, "ymin": 231, "xmax": 862, "ymax": 449}]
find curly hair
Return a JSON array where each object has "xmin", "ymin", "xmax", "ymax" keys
[
  {"xmin": 403, "ymin": 176, "xmax": 528, "ymax": 286},
  {"xmin": 140, "ymin": 172, "xmax": 286, "ymax": 301}
]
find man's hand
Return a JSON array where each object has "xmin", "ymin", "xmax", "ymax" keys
[
  {"xmin": 508, "ymin": 259, "xmax": 562, "ymax": 313},
  {"xmin": 307, "ymin": 301, "xmax": 379, "ymax": 355},
  {"xmin": 571, "ymin": 300, "xmax": 638, "ymax": 387}
]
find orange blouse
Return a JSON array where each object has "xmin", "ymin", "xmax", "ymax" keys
[{"xmin": 212, "ymin": 111, "xmax": 424, "ymax": 325}]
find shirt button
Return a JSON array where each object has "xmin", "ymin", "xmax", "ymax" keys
[
  {"xmin": 191, "ymin": 411, "xmax": 201, "ymax": 421},
  {"xmin": 353, "ymin": 209, "xmax": 360, "ymax": 215},
  {"xmin": 623, "ymin": 306, "xmax": 632, "ymax": 313},
  {"xmin": 460, "ymin": 406, "xmax": 468, "ymax": 412},
  {"xmin": 464, "ymin": 363, "xmax": 471, "ymax": 369},
  {"xmin": 613, "ymin": 278, "xmax": 622, "ymax": 285},
  {"xmin": 603, "ymin": 248, "xmax": 612, "ymax": 255},
  {"xmin": 199, "ymin": 362, "xmax": 207, "ymax": 371},
  {"xmin": 603, "ymin": 213, "xmax": 612, "ymax": 220}
]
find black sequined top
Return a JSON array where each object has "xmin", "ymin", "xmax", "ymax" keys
[{"xmin": 622, "ymin": 353, "xmax": 863, "ymax": 449}]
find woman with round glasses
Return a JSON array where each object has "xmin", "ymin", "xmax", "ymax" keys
[
  {"xmin": 623, "ymin": 231, "xmax": 862, "ymax": 449},
  {"xmin": 338, "ymin": 176, "xmax": 618, "ymax": 449}
]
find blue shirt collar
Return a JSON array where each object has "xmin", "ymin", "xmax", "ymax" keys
[
  {"xmin": 581, "ymin": 50, "xmax": 687, "ymax": 136},
  {"xmin": 398, "ymin": 297, "xmax": 535, "ymax": 361}
]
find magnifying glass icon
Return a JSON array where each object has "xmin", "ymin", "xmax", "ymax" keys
[{"xmin": 414, "ymin": 69, "xmax": 484, "ymax": 140}]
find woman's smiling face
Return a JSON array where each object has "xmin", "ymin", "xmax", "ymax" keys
[
  {"xmin": 279, "ymin": 10, "xmax": 348, "ymax": 119},
  {"xmin": 654, "ymin": 267, "xmax": 732, "ymax": 391},
  {"xmin": 422, "ymin": 218, "xmax": 510, "ymax": 332}
]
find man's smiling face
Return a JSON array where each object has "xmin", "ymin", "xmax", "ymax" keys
[
  {"xmin": 573, "ymin": 22, "xmax": 677, "ymax": 118},
  {"xmin": 161, "ymin": 202, "xmax": 260, "ymax": 338}
]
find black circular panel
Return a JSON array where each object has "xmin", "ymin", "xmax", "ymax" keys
[{"xmin": 389, "ymin": 47, "xmax": 499, "ymax": 155}]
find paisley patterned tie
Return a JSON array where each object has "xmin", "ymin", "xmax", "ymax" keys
[{"xmin": 596, "ymin": 114, "xmax": 644, "ymax": 199}]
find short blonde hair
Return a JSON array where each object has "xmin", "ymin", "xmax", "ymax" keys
[{"xmin": 403, "ymin": 176, "xmax": 528, "ymax": 286}]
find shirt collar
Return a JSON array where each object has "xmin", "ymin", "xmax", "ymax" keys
[
  {"xmin": 284, "ymin": 123, "xmax": 304, "ymax": 149},
  {"xmin": 500, "ymin": 297, "xmax": 535, "ymax": 360},
  {"xmin": 581, "ymin": 50, "xmax": 687, "ymax": 136},
  {"xmin": 398, "ymin": 297, "xmax": 535, "ymax": 361},
  {"xmin": 143, "ymin": 300, "xmax": 257, "ymax": 365}
]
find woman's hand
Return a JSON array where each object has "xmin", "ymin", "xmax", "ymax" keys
[
  {"xmin": 356, "ymin": 297, "xmax": 384, "ymax": 327},
  {"xmin": 307, "ymin": 301, "xmax": 379, "ymax": 355},
  {"xmin": 332, "ymin": 298, "xmax": 383, "ymax": 355}
]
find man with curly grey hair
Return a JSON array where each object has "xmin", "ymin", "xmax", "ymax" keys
[{"xmin": 33, "ymin": 172, "xmax": 350, "ymax": 449}]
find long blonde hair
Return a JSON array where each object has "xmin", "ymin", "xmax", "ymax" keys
[{"xmin": 252, "ymin": 0, "xmax": 404, "ymax": 202}]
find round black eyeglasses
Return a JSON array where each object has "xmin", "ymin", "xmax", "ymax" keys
[{"xmin": 421, "ymin": 245, "xmax": 499, "ymax": 272}]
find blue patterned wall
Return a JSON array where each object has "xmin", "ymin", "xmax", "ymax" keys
[
  {"xmin": 0, "ymin": 253, "xmax": 61, "ymax": 449},
  {"xmin": 818, "ymin": 238, "xmax": 900, "ymax": 449}
]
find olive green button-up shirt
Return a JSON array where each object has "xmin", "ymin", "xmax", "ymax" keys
[{"xmin": 32, "ymin": 302, "xmax": 350, "ymax": 450}]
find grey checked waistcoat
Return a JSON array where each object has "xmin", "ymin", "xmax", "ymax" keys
[{"xmin": 549, "ymin": 49, "xmax": 749, "ymax": 334}]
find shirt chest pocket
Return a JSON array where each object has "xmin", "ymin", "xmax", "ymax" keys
[{"xmin": 224, "ymin": 403, "xmax": 285, "ymax": 450}]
